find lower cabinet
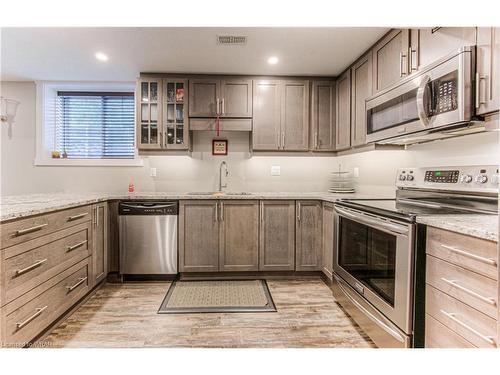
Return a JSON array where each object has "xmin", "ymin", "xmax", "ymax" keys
[
  {"xmin": 91, "ymin": 203, "xmax": 108, "ymax": 286},
  {"xmin": 259, "ymin": 201, "xmax": 296, "ymax": 271},
  {"xmin": 295, "ymin": 201, "xmax": 322, "ymax": 271},
  {"xmin": 321, "ymin": 202, "xmax": 335, "ymax": 279}
]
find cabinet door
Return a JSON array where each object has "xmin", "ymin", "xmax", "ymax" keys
[
  {"xmin": 92, "ymin": 203, "xmax": 108, "ymax": 286},
  {"xmin": 220, "ymin": 79, "xmax": 253, "ymax": 117},
  {"xmin": 252, "ymin": 80, "xmax": 281, "ymax": 150},
  {"xmin": 281, "ymin": 80, "xmax": 309, "ymax": 151},
  {"xmin": 295, "ymin": 201, "xmax": 322, "ymax": 271},
  {"xmin": 189, "ymin": 79, "xmax": 220, "ymax": 117},
  {"xmin": 179, "ymin": 201, "xmax": 219, "ymax": 272},
  {"xmin": 259, "ymin": 201, "xmax": 295, "ymax": 271},
  {"xmin": 163, "ymin": 79, "xmax": 189, "ymax": 150},
  {"xmin": 409, "ymin": 27, "xmax": 477, "ymax": 73},
  {"xmin": 311, "ymin": 81, "xmax": 336, "ymax": 151},
  {"xmin": 335, "ymin": 70, "xmax": 351, "ymax": 150},
  {"xmin": 351, "ymin": 51, "xmax": 373, "ymax": 147},
  {"xmin": 322, "ymin": 202, "xmax": 334, "ymax": 280},
  {"xmin": 372, "ymin": 29, "xmax": 410, "ymax": 93},
  {"xmin": 137, "ymin": 78, "xmax": 162, "ymax": 149},
  {"xmin": 219, "ymin": 201, "xmax": 259, "ymax": 271},
  {"xmin": 476, "ymin": 27, "xmax": 500, "ymax": 115}
]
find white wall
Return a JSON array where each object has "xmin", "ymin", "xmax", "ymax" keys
[{"xmin": 1, "ymin": 81, "xmax": 498, "ymax": 196}]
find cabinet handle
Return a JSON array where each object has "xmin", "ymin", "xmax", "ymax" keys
[
  {"xmin": 441, "ymin": 277, "xmax": 497, "ymax": 306},
  {"xmin": 215, "ymin": 202, "xmax": 219, "ymax": 222},
  {"xmin": 68, "ymin": 212, "xmax": 88, "ymax": 222},
  {"xmin": 314, "ymin": 132, "xmax": 318, "ymax": 149},
  {"xmin": 277, "ymin": 132, "xmax": 281, "ymax": 149},
  {"xmin": 14, "ymin": 223, "xmax": 48, "ymax": 236},
  {"xmin": 220, "ymin": 202, "xmax": 224, "ymax": 221},
  {"xmin": 16, "ymin": 306, "xmax": 48, "ymax": 330},
  {"xmin": 440, "ymin": 244, "xmax": 497, "ymax": 266},
  {"xmin": 281, "ymin": 132, "xmax": 285, "ymax": 149},
  {"xmin": 15, "ymin": 258, "xmax": 48, "ymax": 276},
  {"xmin": 399, "ymin": 52, "xmax": 407, "ymax": 77},
  {"xmin": 440, "ymin": 309, "xmax": 496, "ymax": 346},
  {"xmin": 475, "ymin": 72, "xmax": 487, "ymax": 108},
  {"xmin": 95, "ymin": 206, "xmax": 99, "ymax": 227},
  {"xmin": 409, "ymin": 47, "xmax": 418, "ymax": 72},
  {"xmin": 221, "ymin": 98, "xmax": 225, "ymax": 115},
  {"xmin": 66, "ymin": 277, "xmax": 88, "ymax": 292},
  {"xmin": 216, "ymin": 98, "xmax": 220, "ymax": 115},
  {"xmin": 260, "ymin": 202, "xmax": 264, "ymax": 222},
  {"xmin": 67, "ymin": 240, "xmax": 88, "ymax": 252},
  {"xmin": 297, "ymin": 202, "xmax": 301, "ymax": 223}
]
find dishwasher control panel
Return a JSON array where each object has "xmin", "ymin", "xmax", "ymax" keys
[{"xmin": 119, "ymin": 201, "xmax": 179, "ymax": 215}]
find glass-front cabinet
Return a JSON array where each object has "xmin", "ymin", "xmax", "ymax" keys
[{"xmin": 136, "ymin": 77, "xmax": 189, "ymax": 151}]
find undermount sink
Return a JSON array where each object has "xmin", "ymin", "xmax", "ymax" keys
[{"xmin": 186, "ymin": 192, "xmax": 252, "ymax": 196}]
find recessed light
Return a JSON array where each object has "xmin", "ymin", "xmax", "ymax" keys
[
  {"xmin": 95, "ymin": 52, "xmax": 109, "ymax": 62},
  {"xmin": 267, "ymin": 56, "xmax": 279, "ymax": 65}
]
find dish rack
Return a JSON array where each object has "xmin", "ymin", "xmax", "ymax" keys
[{"xmin": 329, "ymin": 166, "xmax": 355, "ymax": 193}]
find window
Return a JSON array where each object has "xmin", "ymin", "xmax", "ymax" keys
[
  {"xmin": 35, "ymin": 82, "xmax": 142, "ymax": 166},
  {"xmin": 56, "ymin": 92, "xmax": 135, "ymax": 159}
]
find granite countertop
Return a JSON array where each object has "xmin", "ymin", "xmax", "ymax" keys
[
  {"xmin": 416, "ymin": 214, "xmax": 498, "ymax": 242},
  {"xmin": 0, "ymin": 191, "xmax": 378, "ymax": 222}
]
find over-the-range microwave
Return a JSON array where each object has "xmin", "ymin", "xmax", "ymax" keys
[{"xmin": 365, "ymin": 46, "xmax": 479, "ymax": 145}]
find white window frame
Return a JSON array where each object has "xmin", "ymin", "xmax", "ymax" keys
[{"xmin": 35, "ymin": 81, "xmax": 143, "ymax": 167}]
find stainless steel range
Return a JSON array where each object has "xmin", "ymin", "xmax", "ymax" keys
[{"xmin": 332, "ymin": 165, "xmax": 498, "ymax": 348}]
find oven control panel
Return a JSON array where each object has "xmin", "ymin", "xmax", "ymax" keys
[{"xmin": 396, "ymin": 166, "xmax": 499, "ymax": 193}]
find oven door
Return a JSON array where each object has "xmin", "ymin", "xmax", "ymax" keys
[
  {"xmin": 366, "ymin": 46, "xmax": 473, "ymax": 143},
  {"xmin": 333, "ymin": 205, "xmax": 415, "ymax": 334}
]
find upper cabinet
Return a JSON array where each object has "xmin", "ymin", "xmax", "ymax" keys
[
  {"xmin": 189, "ymin": 78, "xmax": 252, "ymax": 118},
  {"xmin": 137, "ymin": 78, "xmax": 162, "ymax": 150},
  {"xmin": 252, "ymin": 79, "xmax": 309, "ymax": 151},
  {"xmin": 351, "ymin": 51, "xmax": 373, "ymax": 147},
  {"xmin": 476, "ymin": 27, "xmax": 500, "ymax": 116},
  {"xmin": 409, "ymin": 28, "xmax": 476, "ymax": 73},
  {"xmin": 163, "ymin": 78, "xmax": 189, "ymax": 149},
  {"xmin": 335, "ymin": 70, "xmax": 351, "ymax": 151},
  {"xmin": 311, "ymin": 81, "xmax": 336, "ymax": 151},
  {"xmin": 372, "ymin": 29, "xmax": 410, "ymax": 93}
]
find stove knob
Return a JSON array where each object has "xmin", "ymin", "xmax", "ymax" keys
[
  {"xmin": 475, "ymin": 174, "xmax": 488, "ymax": 184},
  {"xmin": 399, "ymin": 174, "xmax": 407, "ymax": 181},
  {"xmin": 406, "ymin": 174, "xmax": 414, "ymax": 181},
  {"xmin": 460, "ymin": 174, "xmax": 473, "ymax": 183}
]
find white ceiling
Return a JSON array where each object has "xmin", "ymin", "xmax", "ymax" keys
[{"xmin": 1, "ymin": 27, "xmax": 389, "ymax": 81}]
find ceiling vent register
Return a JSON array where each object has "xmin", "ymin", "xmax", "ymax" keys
[{"xmin": 217, "ymin": 35, "xmax": 247, "ymax": 45}]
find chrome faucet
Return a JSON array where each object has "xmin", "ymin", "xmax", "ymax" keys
[{"xmin": 218, "ymin": 161, "xmax": 229, "ymax": 192}]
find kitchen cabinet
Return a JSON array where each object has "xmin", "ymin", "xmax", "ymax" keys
[
  {"xmin": 350, "ymin": 51, "xmax": 372, "ymax": 147},
  {"xmin": 163, "ymin": 78, "xmax": 189, "ymax": 149},
  {"xmin": 179, "ymin": 200, "xmax": 220, "ymax": 272},
  {"xmin": 189, "ymin": 78, "xmax": 252, "ymax": 118},
  {"xmin": 335, "ymin": 70, "xmax": 351, "ymax": 150},
  {"xmin": 259, "ymin": 201, "xmax": 296, "ymax": 271},
  {"xmin": 91, "ymin": 203, "xmax": 108, "ymax": 286},
  {"xmin": 409, "ymin": 27, "xmax": 476, "ymax": 73},
  {"xmin": 219, "ymin": 201, "xmax": 259, "ymax": 271},
  {"xmin": 253, "ymin": 79, "xmax": 309, "ymax": 151},
  {"xmin": 311, "ymin": 81, "xmax": 336, "ymax": 151},
  {"xmin": 295, "ymin": 200, "xmax": 322, "ymax": 271},
  {"xmin": 372, "ymin": 29, "xmax": 410, "ymax": 93},
  {"xmin": 476, "ymin": 27, "xmax": 500, "ymax": 116},
  {"xmin": 137, "ymin": 78, "xmax": 162, "ymax": 149},
  {"xmin": 321, "ymin": 202, "xmax": 334, "ymax": 280}
]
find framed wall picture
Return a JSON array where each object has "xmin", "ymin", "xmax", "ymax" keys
[{"xmin": 212, "ymin": 139, "xmax": 228, "ymax": 155}]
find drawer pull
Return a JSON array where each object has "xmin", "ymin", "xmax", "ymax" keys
[
  {"xmin": 441, "ymin": 244, "xmax": 497, "ymax": 266},
  {"xmin": 15, "ymin": 258, "xmax": 48, "ymax": 276},
  {"xmin": 67, "ymin": 213, "xmax": 88, "ymax": 221},
  {"xmin": 14, "ymin": 223, "xmax": 48, "ymax": 236},
  {"xmin": 16, "ymin": 306, "xmax": 48, "ymax": 330},
  {"xmin": 440, "ymin": 309, "xmax": 496, "ymax": 346},
  {"xmin": 66, "ymin": 277, "xmax": 87, "ymax": 292},
  {"xmin": 67, "ymin": 240, "xmax": 88, "ymax": 252},
  {"xmin": 441, "ymin": 277, "xmax": 497, "ymax": 306}
]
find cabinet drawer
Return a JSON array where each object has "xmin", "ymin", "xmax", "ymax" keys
[
  {"xmin": 1, "ymin": 205, "xmax": 93, "ymax": 250},
  {"xmin": 3, "ymin": 259, "xmax": 91, "ymax": 345},
  {"xmin": 2, "ymin": 222, "xmax": 92, "ymax": 306},
  {"xmin": 426, "ymin": 255, "xmax": 498, "ymax": 319},
  {"xmin": 427, "ymin": 227, "xmax": 498, "ymax": 280},
  {"xmin": 425, "ymin": 314, "xmax": 475, "ymax": 348},
  {"xmin": 426, "ymin": 285, "xmax": 497, "ymax": 348}
]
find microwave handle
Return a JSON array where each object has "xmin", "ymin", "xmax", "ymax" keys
[{"xmin": 416, "ymin": 75, "xmax": 431, "ymax": 126}]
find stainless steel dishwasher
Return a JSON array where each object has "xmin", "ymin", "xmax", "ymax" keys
[{"xmin": 119, "ymin": 201, "xmax": 178, "ymax": 277}]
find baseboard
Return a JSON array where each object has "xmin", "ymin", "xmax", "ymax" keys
[{"xmin": 180, "ymin": 271, "xmax": 323, "ymax": 280}]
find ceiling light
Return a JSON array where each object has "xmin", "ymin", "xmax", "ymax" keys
[
  {"xmin": 267, "ymin": 56, "xmax": 279, "ymax": 65},
  {"xmin": 95, "ymin": 52, "xmax": 109, "ymax": 62}
]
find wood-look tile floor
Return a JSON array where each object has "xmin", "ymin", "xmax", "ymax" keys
[{"xmin": 43, "ymin": 278, "xmax": 375, "ymax": 348}]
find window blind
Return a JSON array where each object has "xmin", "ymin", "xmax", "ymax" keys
[{"xmin": 56, "ymin": 92, "xmax": 135, "ymax": 159}]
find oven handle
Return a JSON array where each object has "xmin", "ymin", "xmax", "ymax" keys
[
  {"xmin": 416, "ymin": 75, "xmax": 431, "ymax": 127},
  {"xmin": 334, "ymin": 205, "xmax": 409, "ymax": 236},
  {"xmin": 334, "ymin": 275, "xmax": 406, "ymax": 344}
]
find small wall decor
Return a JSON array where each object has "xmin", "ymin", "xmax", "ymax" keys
[{"xmin": 212, "ymin": 139, "xmax": 228, "ymax": 156}]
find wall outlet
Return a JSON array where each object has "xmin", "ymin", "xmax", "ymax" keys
[
  {"xmin": 353, "ymin": 167, "xmax": 359, "ymax": 178},
  {"xmin": 150, "ymin": 167, "xmax": 157, "ymax": 177},
  {"xmin": 271, "ymin": 166, "xmax": 281, "ymax": 176}
]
